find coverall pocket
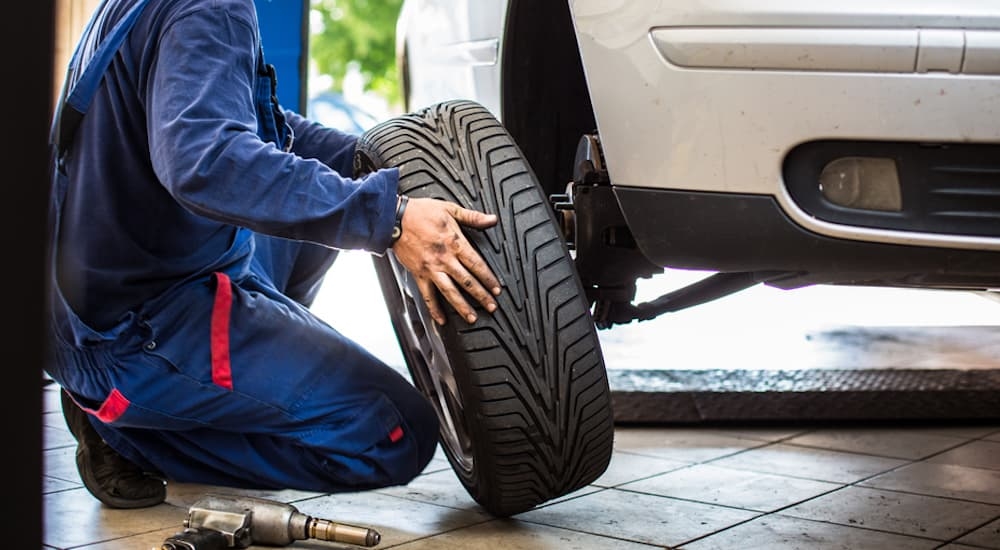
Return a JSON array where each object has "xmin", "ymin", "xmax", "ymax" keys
[
  {"xmin": 71, "ymin": 385, "xmax": 211, "ymax": 432},
  {"xmin": 91, "ymin": 275, "xmax": 246, "ymax": 429},
  {"xmin": 137, "ymin": 274, "xmax": 227, "ymax": 386}
]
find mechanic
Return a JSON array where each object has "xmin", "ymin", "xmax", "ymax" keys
[{"xmin": 45, "ymin": 0, "xmax": 501, "ymax": 509}]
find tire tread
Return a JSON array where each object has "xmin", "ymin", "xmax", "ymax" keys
[{"xmin": 358, "ymin": 100, "xmax": 613, "ymax": 516}]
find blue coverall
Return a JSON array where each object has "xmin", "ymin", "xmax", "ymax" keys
[{"xmin": 45, "ymin": 0, "xmax": 439, "ymax": 492}]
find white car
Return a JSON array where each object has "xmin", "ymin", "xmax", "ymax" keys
[{"xmin": 353, "ymin": 0, "xmax": 1000, "ymax": 517}]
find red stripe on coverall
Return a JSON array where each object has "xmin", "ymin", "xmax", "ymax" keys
[
  {"xmin": 211, "ymin": 272, "xmax": 234, "ymax": 390},
  {"xmin": 94, "ymin": 388, "xmax": 130, "ymax": 423},
  {"xmin": 389, "ymin": 425, "xmax": 404, "ymax": 443}
]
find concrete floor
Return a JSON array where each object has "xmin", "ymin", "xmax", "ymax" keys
[
  {"xmin": 42, "ymin": 380, "xmax": 1000, "ymax": 549},
  {"xmin": 42, "ymin": 254, "xmax": 1000, "ymax": 549}
]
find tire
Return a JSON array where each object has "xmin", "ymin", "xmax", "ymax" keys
[{"xmin": 354, "ymin": 100, "xmax": 614, "ymax": 517}]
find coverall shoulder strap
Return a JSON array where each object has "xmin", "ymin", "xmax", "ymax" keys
[{"xmin": 50, "ymin": 0, "xmax": 152, "ymax": 159}]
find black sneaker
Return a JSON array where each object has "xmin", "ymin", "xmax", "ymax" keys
[{"xmin": 61, "ymin": 389, "xmax": 167, "ymax": 509}]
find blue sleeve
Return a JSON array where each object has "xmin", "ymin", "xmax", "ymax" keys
[
  {"xmin": 283, "ymin": 109, "xmax": 359, "ymax": 177},
  {"xmin": 145, "ymin": 4, "xmax": 398, "ymax": 253}
]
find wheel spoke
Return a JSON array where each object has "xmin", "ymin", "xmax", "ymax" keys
[{"xmin": 388, "ymin": 254, "xmax": 474, "ymax": 472}]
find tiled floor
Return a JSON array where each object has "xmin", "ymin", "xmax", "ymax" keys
[
  {"xmin": 42, "ymin": 261, "xmax": 1000, "ymax": 548},
  {"xmin": 42, "ymin": 380, "xmax": 1000, "ymax": 550}
]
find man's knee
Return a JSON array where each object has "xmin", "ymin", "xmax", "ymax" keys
[{"xmin": 384, "ymin": 395, "xmax": 439, "ymax": 485}]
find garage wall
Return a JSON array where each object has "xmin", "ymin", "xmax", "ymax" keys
[
  {"xmin": 51, "ymin": 0, "xmax": 307, "ymax": 113},
  {"xmin": 52, "ymin": 0, "xmax": 100, "ymax": 109}
]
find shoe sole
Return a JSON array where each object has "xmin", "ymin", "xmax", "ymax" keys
[
  {"xmin": 63, "ymin": 391, "xmax": 166, "ymax": 509},
  {"xmin": 75, "ymin": 443, "xmax": 166, "ymax": 509}
]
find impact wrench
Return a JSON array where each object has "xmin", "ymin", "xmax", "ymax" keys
[{"xmin": 159, "ymin": 493, "xmax": 382, "ymax": 549}]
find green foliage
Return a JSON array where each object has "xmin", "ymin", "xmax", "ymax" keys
[{"xmin": 309, "ymin": 0, "xmax": 404, "ymax": 107}]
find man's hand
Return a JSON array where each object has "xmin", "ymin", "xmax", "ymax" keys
[{"xmin": 390, "ymin": 196, "xmax": 502, "ymax": 326}]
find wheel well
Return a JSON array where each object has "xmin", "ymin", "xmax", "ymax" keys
[{"xmin": 501, "ymin": 0, "xmax": 597, "ymax": 198}]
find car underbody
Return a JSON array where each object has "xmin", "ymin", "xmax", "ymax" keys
[{"xmin": 486, "ymin": 0, "xmax": 1000, "ymax": 327}]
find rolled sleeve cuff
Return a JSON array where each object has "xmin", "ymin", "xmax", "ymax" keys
[{"xmin": 361, "ymin": 167, "xmax": 400, "ymax": 254}]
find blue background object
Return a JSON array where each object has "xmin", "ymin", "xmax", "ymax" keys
[
  {"xmin": 307, "ymin": 91, "xmax": 380, "ymax": 134},
  {"xmin": 255, "ymin": 0, "xmax": 309, "ymax": 113}
]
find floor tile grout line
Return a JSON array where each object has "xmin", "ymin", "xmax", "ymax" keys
[
  {"xmin": 329, "ymin": 484, "xmax": 493, "ymax": 515},
  {"xmin": 837, "ymin": 451, "xmax": 981, "ymax": 500},
  {"xmin": 673, "ymin": 512, "xmax": 959, "ymax": 549},
  {"xmin": 668, "ymin": 510, "xmax": 767, "ymax": 548},
  {"xmin": 775, "ymin": 434, "xmax": 979, "ymax": 463},
  {"xmin": 670, "ymin": 478, "xmax": 985, "ymax": 549},
  {"xmin": 531, "ymin": 480, "xmax": 954, "ymax": 548},
  {"xmin": 606, "ymin": 443, "xmax": 847, "ymax": 490},
  {"xmin": 840, "ymin": 434, "xmax": 1000, "ymax": 505},
  {"xmin": 911, "ymin": 434, "xmax": 998, "ymax": 462},
  {"xmin": 605, "ymin": 442, "xmax": 1000, "ymax": 544},
  {"xmin": 693, "ymin": 432, "xmax": 997, "ymax": 488},
  {"xmin": 707, "ymin": 427, "xmax": 815, "ymax": 444},
  {"xmin": 43, "ymin": 486, "xmax": 87, "ymax": 500},
  {"xmin": 373, "ymin": 516, "xmax": 497, "ymax": 549},
  {"xmin": 762, "ymin": 513, "xmax": 961, "ymax": 545},
  {"xmin": 608, "ymin": 483, "xmax": 845, "ymax": 516},
  {"xmin": 691, "ymin": 459, "xmax": 901, "ymax": 487},
  {"xmin": 607, "ymin": 440, "xmax": 930, "ymax": 492},
  {"xmin": 607, "ymin": 464, "xmax": 1000, "ymax": 521},
  {"xmin": 43, "ymin": 472, "xmax": 83, "ymax": 487},
  {"xmin": 849, "ymin": 483, "xmax": 1000, "ymax": 508},
  {"xmin": 596, "ymin": 457, "xmax": 702, "ymax": 490},
  {"xmin": 763, "ymin": 482, "xmax": 1000, "ymax": 544},
  {"xmin": 613, "ymin": 437, "xmax": 777, "ymax": 467},
  {"xmin": 530, "ymin": 486, "xmax": 612, "ymax": 510},
  {"xmin": 512, "ymin": 513, "xmax": 678, "ymax": 549},
  {"xmin": 926, "ymin": 511, "xmax": 1000, "ymax": 550},
  {"xmin": 612, "ymin": 424, "xmax": 991, "ymax": 470},
  {"xmin": 370, "ymin": 489, "xmax": 488, "ymax": 513},
  {"xmin": 48, "ymin": 514, "xmax": 189, "ymax": 550}
]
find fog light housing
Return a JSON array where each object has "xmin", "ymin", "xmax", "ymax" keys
[{"xmin": 819, "ymin": 157, "xmax": 902, "ymax": 211}]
